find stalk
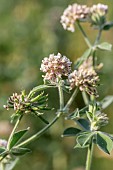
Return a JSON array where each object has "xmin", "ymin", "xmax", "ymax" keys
[
  {"xmin": 77, "ymin": 21, "xmax": 92, "ymax": 48},
  {"xmin": 64, "ymin": 88, "xmax": 78, "ymax": 111},
  {"xmin": 15, "ymin": 83, "xmax": 64, "ymax": 148},
  {"xmin": 85, "ymin": 141, "xmax": 94, "ymax": 170},
  {"xmin": 7, "ymin": 115, "xmax": 23, "ymax": 150},
  {"xmin": 15, "ymin": 112, "xmax": 62, "ymax": 147}
]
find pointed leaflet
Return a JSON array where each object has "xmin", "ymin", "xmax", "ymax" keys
[
  {"xmin": 28, "ymin": 85, "xmax": 56, "ymax": 98},
  {"xmin": 77, "ymin": 119, "xmax": 90, "ymax": 130},
  {"xmin": 100, "ymin": 96, "xmax": 113, "ymax": 110},
  {"xmin": 97, "ymin": 42, "xmax": 112, "ymax": 51},
  {"xmin": 9, "ymin": 128, "xmax": 29, "ymax": 149},
  {"xmin": 74, "ymin": 142, "xmax": 89, "ymax": 149},
  {"xmin": 96, "ymin": 132, "xmax": 113, "ymax": 154},
  {"xmin": 77, "ymin": 131, "xmax": 94, "ymax": 147},
  {"xmin": 62, "ymin": 127, "xmax": 81, "ymax": 137},
  {"xmin": 11, "ymin": 147, "xmax": 31, "ymax": 156},
  {"xmin": 102, "ymin": 22, "xmax": 113, "ymax": 31}
]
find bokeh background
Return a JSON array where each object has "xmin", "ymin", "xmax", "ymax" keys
[{"xmin": 0, "ymin": 0, "xmax": 113, "ymax": 170}]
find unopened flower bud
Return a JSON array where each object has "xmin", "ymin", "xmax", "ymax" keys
[{"xmin": 90, "ymin": 3, "xmax": 108, "ymax": 27}]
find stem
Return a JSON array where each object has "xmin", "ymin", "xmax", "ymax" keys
[
  {"xmin": 64, "ymin": 88, "xmax": 78, "ymax": 111},
  {"xmin": 82, "ymin": 92, "xmax": 89, "ymax": 105},
  {"xmin": 85, "ymin": 141, "xmax": 94, "ymax": 170},
  {"xmin": 58, "ymin": 83, "xmax": 64, "ymax": 110},
  {"xmin": 94, "ymin": 28, "xmax": 102, "ymax": 45},
  {"xmin": 15, "ymin": 112, "xmax": 62, "ymax": 147},
  {"xmin": 1, "ymin": 163, "xmax": 5, "ymax": 170},
  {"xmin": 77, "ymin": 21, "xmax": 92, "ymax": 48},
  {"xmin": 7, "ymin": 115, "xmax": 23, "ymax": 150},
  {"xmin": 15, "ymin": 83, "xmax": 64, "ymax": 148}
]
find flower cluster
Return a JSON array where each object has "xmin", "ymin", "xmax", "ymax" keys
[
  {"xmin": 91, "ymin": 112, "xmax": 109, "ymax": 131},
  {"xmin": 90, "ymin": 3, "xmax": 108, "ymax": 26},
  {"xmin": 61, "ymin": 3, "xmax": 108, "ymax": 32},
  {"xmin": 60, "ymin": 3, "xmax": 90, "ymax": 32},
  {"xmin": 68, "ymin": 57, "xmax": 100, "ymax": 97},
  {"xmin": 0, "ymin": 139, "xmax": 7, "ymax": 148},
  {"xmin": 40, "ymin": 53, "xmax": 72, "ymax": 83},
  {"xmin": 3, "ymin": 91, "xmax": 49, "ymax": 115},
  {"xmin": 3, "ymin": 92, "xmax": 29, "ymax": 113}
]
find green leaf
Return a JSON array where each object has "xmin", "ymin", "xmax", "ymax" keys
[
  {"xmin": 11, "ymin": 147, "xmax": 31, "ymax": 156},
  {"xmin": 74, "ymin": 48, "xmax": 92, "ymax": 69},
  {"xmin": 96, "ymin": 132, "xmax": 113, "ymax": 154},
  {"xmin": 77, "ymin": 132, "xmax": 94, "ymax": 147},
  {"xmin": 97, "ymin": 42, "xmax": 112, "ymax": 51},
  {"xmin": 9, "ymin": 128, "xmax": 29, "ymax": 149},
  {"xmin": 74, "ymin": 142, "xmax": 89, "ymax": 149},
  {"xmin": 38, "ymin": 115, "xmax": 49, "ymax": 124},
  {"xmin": 28, "ymin": 85, "xmax": 56, "ymax": 98},
  {"xmin": 102, "ymin": 22, "xmax": 113, "ymax": 31},
  {"xmin": 0, "ymin": 147, "xmax": 6, "ymax": 154},
  {"xmin": 77, "ymin": 119, "xmax": 90, "ymax": 130},
  {"xmin": 62, "ymin": 127, "xmax": 81, "ymax": 137},
  {"xmin": 66, "ymin": 106, "xmax": 88, "ymax": 120},
  {"xmin": 100, "ymin": 96, "xmax": 113, "ymax": 110}
]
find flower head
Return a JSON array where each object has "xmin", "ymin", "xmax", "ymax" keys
[
  {"xmin": 90, "ymin": 3, "xmax": 108, "ymax": 27},
  {"xmin": 0, "ymin": 139, "xmax": 7, "ymax": 148},
  {"xmin": 91, "ymin": 111, "xmax": 108, "ymax": 130},
  {"xmin": 61, "ymin": 3, "xmax": 90, "ymax": 32},
  {"xmin": 3, "ymin": 92, "xmax": 29, "ymax": 112},
  {"xmin": 40, "ymin": 53, "xmax": 72, "ymax": 83},
  {"xmin": 4, "ymin": 91, "xmax": 49, "ymax": 115},
  {"xmin": 68, "ymin": 57, "xmax": 100, "ymax": 97}
]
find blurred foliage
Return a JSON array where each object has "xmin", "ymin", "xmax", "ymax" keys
[{"xmin": 0, "ymin": 0, "xmax": 113, "ymax": 169}]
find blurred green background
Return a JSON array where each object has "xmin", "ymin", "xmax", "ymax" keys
[{"xmin": 0, "ymin": 0, "xmax": 113, "ymax": 169}]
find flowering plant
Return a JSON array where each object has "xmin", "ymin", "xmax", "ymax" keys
[{"xmin": 0, "ymin": 3, "xmax": 113, "ymax": 170}]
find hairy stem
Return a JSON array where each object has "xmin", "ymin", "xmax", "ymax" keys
[
  {"xmin": 7, "ymin": 115, "xmax": 23, "ymax": 150},
  {"xmin": 15, "ymin": 112, "xmax": 62, "ymax": 147},
  {"xmin": 64, "ymin": 88, "xmax": 78, "ymax": 111},
  {"xmin": 94, "ymin": 28, "xmax": 102, "ymax": 45},
  {"xmin": 1, "ymin": 163, "xmax": 5, "ymax": 170},
  {"xmin": 86, "ymin": 140, "xmax": 94, "ymax": 170},
  {"xmin": 82, "ymin": 92, "xmax": 89, "ymax": 105},
  {"xmin": 58, "ymin": 83, "xmax": 64, "ymax": 110},
  {"xmin": 77, "ymin": 21, "xmax": 92, "ymax": 48},
  {"xmin": 15, "ymin": 83, "xmax": 64, "ymax": 148}
]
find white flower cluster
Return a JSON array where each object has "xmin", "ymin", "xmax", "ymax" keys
[
  {"xmin": 91, "ymin": 112, "xmax": 109, "ymax": 130},
  {"xmin": 40, "ymin": 53, "xmax": 72, "ymax": 83},
  {"xmin": 61, "ymin": 3, "xmax": 108, "ymax": 32},
  {"xmin": 90, "ymin": 3, "xmax": 108, "ymax": 16},
  {"xmin": 0, "ymin": 139, "xmax": 7, "ymax": 148},
  {"xmin": 60, "ymin": 3, "xmax": 90, "ymax": 32},
  {"xmin": 68, "ymin": 57, "xmax": 100, "ymax": 97}
]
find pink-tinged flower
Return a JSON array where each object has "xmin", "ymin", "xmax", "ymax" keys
[
  {"xmin": 90, "ymin": 4, "xmax": 108, "ymax": 16},
  {"xmin": 90, "ymin": 4, "xmax": 108, "ymax": 26},
  {"xmin": 91, "ymin": 112, "xmax": 109, "ymax": 131},
  {"xmin": 3, "ymin": 92, "xmax": 29, "ymax": 112},
  {"xmin": 40, "ymin": 53, "xmax": 72, "ymax": 83},
  {"xmin": 0, "ymin": 139, "xmax": 7, "ymax": 148},
  {"xmin": 68, "ymin": 57, "xmax": 100, "ymax": 97},
  {"xmin": 60, "ymin": 3, "xmax": 90, "ymax": 32}
]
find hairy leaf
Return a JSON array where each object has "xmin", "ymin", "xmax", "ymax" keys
[
  {"xmin": 96, "ymin": 132, "xmax": 113, "ymax": 154},
  {"xmin": 62, "ymin": 127, "xmax": 81, "ymax": 137},
  {"xmin": 97, "ymin": 42, "xmax": 112, "ymax": 51},
  {"xmin": 9, "ymin": 128, "xmax": 29, "ymax": 149}
]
